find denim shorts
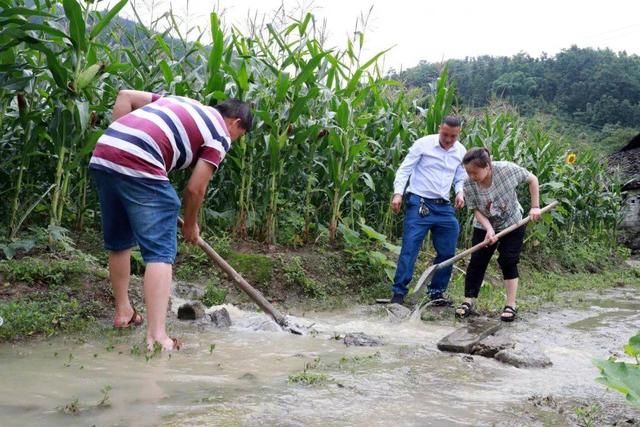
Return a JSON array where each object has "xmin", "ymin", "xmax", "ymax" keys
[{"xmin": 90, "ymin": 168, "xmax": 181, "ymax": 264}]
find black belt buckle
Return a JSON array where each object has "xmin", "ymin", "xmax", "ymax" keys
[{"xmin": 419, "ymin": 198, "xmax": 429, "ymax": 217}]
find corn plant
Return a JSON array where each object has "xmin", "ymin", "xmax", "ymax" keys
[{"xmin": 461, "ymin": 112, "xmax": 621, "ymax": 247}]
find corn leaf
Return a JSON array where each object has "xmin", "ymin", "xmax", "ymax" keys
[
  {"xmin": 90, "ymin": 0, "xmax": 128, "ymax": 39},
  {"xmin": 63, "ymin": 0, "xmax": 86, "ymax": 52}
]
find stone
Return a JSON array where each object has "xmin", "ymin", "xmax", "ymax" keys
[
  {"xmin": 494, "ymin": 345, "xmax": 552, "ymax": 368},
  {"xmin": 238, "ymin": 373, "xmax": 257, "ymax": 381},
  {"xmin": 241, "ymin": 317, "xmax": 282, "ymax": 332},
  {"xmin": 343, "ymin": 332, "xmax": 383, "ymax": 347},
  {"xmin": 177, "ymin": 301, "xmax": 205, "ymax": 320},
  {"xmin": 437, "ymin": 319, "xmax": 502, "ymax": 353},
  {"xmin": 471, "ymin": 335, "xmax": 516, "ymax": 358},
  {"xmin": 626, "ymin": 259, "xmax": 640, "ymax": 269},
  {"xmin": 208, "ymin": 307, "xmax": 232, "ymax": 328},
  {"xmin": 173, "ymin": 281, "xmax": 205, "ymax": 300},
  {"xmin": 386, "ymin": 303, "xmax": 411, "ymax": 321}
]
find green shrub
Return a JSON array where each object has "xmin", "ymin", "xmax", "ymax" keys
[
  {"xmin": 0, "ymin": 257, "xmax": 91, "ymax": 287},
  {"xmin": 210, "ymin": 232, "xmax": 232, "ymax": 258},
  {"xmin": 339, "ymin": 221, "xmax": 399, "ymax": 299},
  {"xmin": 281, "ymin": 256, "xmax": 326, "ymax": 298},
  {"xmin": 201, "ymin": 280, "xmax": 228, "ymax": 306}
]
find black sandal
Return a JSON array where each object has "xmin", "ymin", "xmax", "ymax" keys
[
  {"xmin": 455, "ymin": 302, "xmax": 475, "ymax": 319},
  {"xmin": 501, "ymin": 305, "xmax": 517, "ymax": 322}
]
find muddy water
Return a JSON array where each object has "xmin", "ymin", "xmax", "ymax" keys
[{"xmin": 1, "ymin": 288, "xmax": 639, "ymax": 427}]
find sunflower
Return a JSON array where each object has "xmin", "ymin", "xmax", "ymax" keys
[{"xmin": 565, "ymin": 153, "xmax": 577, "ymax": 164}]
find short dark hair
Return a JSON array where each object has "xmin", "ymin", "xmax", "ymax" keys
[
  {"xmin": 442, "ymin": 116, "xmax": 461, "ymax": 128},
  {"xmin": 214, "ymin": 99, "xmax": 253, "ymax": 130},
  {"xmin": 463, "ymin": 147, "xmax": 492, "ymax": 168}
]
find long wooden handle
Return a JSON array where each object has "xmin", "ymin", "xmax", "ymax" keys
[
  {"xmin": 436, "ymin": 200, "xmax": 559, "ymax": 270},
  {"xmin": 178, "ymin": 218, "xmax": 287, "ymax": 327}
]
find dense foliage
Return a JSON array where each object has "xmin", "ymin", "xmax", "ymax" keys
[
  {"xmin": 0, "ymin": 0, "xmax": 622, "ymax": 256},
  {"xmin": 395, "ymin": 46, "xmax": 640, "ymax": 130}
]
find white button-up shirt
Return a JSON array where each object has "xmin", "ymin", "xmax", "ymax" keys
[{"xmin": 393, "ymin": 134, "xmax": 467, "ymax": 200}]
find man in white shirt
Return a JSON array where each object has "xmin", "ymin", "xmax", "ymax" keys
[{"xmin": 390, "ymin": 116, "xmax": 466, "ymax": 305}]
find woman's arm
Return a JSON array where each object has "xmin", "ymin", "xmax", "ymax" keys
[
  {"xmin": 474, "ymin": 209, "xmax": 497, "ymax": 245},
  {"xmin": 527, "ymin": 174, "xmax": 541, "ymax": 220}
]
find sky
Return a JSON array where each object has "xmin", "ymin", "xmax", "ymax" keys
[{"xmin": 121, "ymin": 0, "xmax": 640, "ymax": 71}]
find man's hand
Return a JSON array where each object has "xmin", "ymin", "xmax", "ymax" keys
[
  {"xmin": 182, "ymin": 221, "xmax": 200, "ymax": 244},
  {"xmin": 484, "ymin": 227, "xmax": 497, "ymax": 246},
  {"xmin": 454, "ymin": 191, "xmax": 465, "ymax": 209},
  {"xmin": 529, "ymin": 207, "xmax": 541, "ymax": 221},
  {"xmin": 391, "ymin": 194, "xmax": 403, "ymax": 214}
]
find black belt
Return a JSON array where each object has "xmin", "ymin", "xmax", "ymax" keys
[
  {"xmin": 407, "ymin": 193, "xmax": 449, "ymax": 205},
  {"xmin": 425, "ymin": 198, "xmax": 449, "ymax": 205}
]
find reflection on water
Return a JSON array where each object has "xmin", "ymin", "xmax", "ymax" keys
[{"xmin": 1, "ymin": 290, "xmax": 639, "ymax": 427}]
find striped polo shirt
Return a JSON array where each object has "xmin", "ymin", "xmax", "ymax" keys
[{"xmin": 89, "ymin": 95, "xmax": 231, "ymax": 180}]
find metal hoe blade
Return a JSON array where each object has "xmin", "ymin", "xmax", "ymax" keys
[{"xmin": 407, "ymin": 264, "xmax": 438, "ymax": 304}]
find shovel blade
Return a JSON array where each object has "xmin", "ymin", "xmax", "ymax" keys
[{"xmin": 408, "ymin": 264, "xmax": 438, "ymax": 304}]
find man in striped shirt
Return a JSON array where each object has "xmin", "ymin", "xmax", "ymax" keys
[{"xmin": 89, "ymin": 90, "xmax": 252, "ymax": 351}]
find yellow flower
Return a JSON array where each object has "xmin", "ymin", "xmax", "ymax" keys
[{"xmin": 565, "ymin": 153, "xmax": 577, "ymax": 164}]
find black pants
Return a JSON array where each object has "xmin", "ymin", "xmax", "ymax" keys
[{"xmin": 464, "ymin": 226, "xmax": 526, "ymax": 298}]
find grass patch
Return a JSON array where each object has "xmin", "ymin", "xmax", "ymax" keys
[
  {"xmin": 0, "ymin": 292, "xmax": 99, "ymax": 341},
  {"xmin": 333, "ymin": 352, "xmax": 382, "ymax": 373},
  {"xmin": 358, "ymin": 281, "xmax": 389, "ymax": 302},
  {"xmin": 201, "ymin": 280, "xmax": 228, "ymax": 306},
  {"xmin": 281, "ymin": 256, "xmax": 326, "ymax": 299},
  {"xmin": 227, "ymin": 251, "xmax": 274, "ymax": 285},
  {"xmin": 0, "ymin": 256, "xmax": 97, "ymax": 287},
  {"xmin": 529, "ymin": 239, "xmax": 630, "ymax": 274},
  {"xmin": 573, "ymin": 404, "xmax": 602, "ymax": 427},
  {"xmin": 0, "ymin": 254, "xmax": 107, "ymax": 341},
  {"xmin": 288, "ymin": 370, "xmax": 329, "ymax": 386},
  {"xmin": 175, "ymin": 242, "xmax": 210, "ymax": 281}
]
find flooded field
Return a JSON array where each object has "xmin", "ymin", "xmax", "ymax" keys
[{"xmin": 1, "ymin": 288, "xmax": 639, "ymax": 426}]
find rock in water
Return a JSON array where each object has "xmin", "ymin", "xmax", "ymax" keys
[
  {"xmin": 177, "ymin": 301, "xmax": 205, "ymax": 320},
  {"xmin": 208, "ymin": 307, "xmax": 232, "ymax": 328},
  {"xmin": 494, "ymin": 345, "xmax": 552, "ymax": 368},
  {"xmin": 240, "ymin": 317, "xmax": 282, "ymax": 332},
  {"xmin": 238, "ymin": 373, "xmax": 257, "ymax": 381},
  {"xmin": 343, "ymin": 332, "xmax": 383, "ymax": 347},
  {"xmin": 437, "ymin": 319, "xmax": 502, "ymax": 354},
  {"xmin": 386, "ymin": 303, "xmax": 411, "ymax": 321},
  {"xmin": 471, "ymin": 335, "xmax": 516, "ymax": 358}
]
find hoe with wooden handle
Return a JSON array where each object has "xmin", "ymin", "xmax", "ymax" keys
[
  {"xmin": 178, "ymin": 217, "xmax": 305, "ymax": 335},
  {"xmin": 407, "ymin": 201, "xmax": 559, "ymax": 305}
]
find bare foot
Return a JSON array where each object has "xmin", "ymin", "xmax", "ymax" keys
[{"xmin": 147, "ymin": 336, "xmax": 181, "ymax": 352}]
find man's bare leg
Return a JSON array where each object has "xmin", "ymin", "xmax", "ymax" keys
[
  {"xmin": 109, "ymin": 248, "xmax": 137, "ymax": 326},
  {"xmin": 144, "ymin": 262, "xmax": 175, "ymax": 350}
]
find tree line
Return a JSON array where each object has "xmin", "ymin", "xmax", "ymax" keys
[{"xmin": 393, "ymin": 46, "xmax": 640, "ymax": 130}]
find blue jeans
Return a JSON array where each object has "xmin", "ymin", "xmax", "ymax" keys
[
  {"xmin": 392, "ymin": 194, "xmax": 460, "ymax": 297},
  {"xmin": 90, "ymin": 168, "xmax": 181, "ymax": 264}
]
